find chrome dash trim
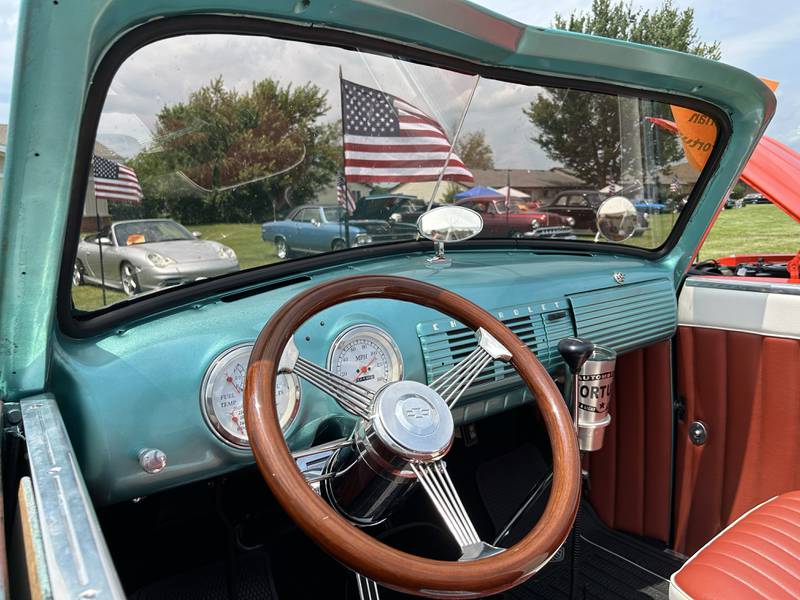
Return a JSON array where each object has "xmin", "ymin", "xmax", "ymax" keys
[
  {"xmin": 685, "ymin": 276, "xmax": 800, "ymax": 296},
  {"xmin": 21, "ymin": 395, "xmax": 125, "ymax": 599}
]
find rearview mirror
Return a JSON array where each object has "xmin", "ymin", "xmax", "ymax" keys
[
  {"xmin": 416, "ymin": 206, "xmax": 483, "ymax": 243},
  {"xmin": 596, "ymin": 196, "xmax": 638, "ymax": 242}
]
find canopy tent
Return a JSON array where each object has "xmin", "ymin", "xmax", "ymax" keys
[
  {"xmin": 454, "ymin": 186, "xmax": 503, "ymax": 199},
  {"xmin": 495, "ymin": 186, "xmax": 530, "ymax": 199}
]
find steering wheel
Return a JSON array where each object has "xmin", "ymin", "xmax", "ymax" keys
[{"xmin": 244, "ymin": 275, "xmax": 580, "ymax": 598}]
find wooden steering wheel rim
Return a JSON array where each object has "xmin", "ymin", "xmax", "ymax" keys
[{"xmin": 244, "ymin": 275, "xmax": 581, "ymax": 598}]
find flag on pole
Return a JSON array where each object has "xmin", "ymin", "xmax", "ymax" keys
[
  {"xmin": 670, "ymin": 174, "xmax": 680, "ymax": 193},
  {"xmin": 92, "ymin": 155, "xmax": 143, "ymax": 204},
  {"xmin": 336, "ymin": 173, "xmax": 356, "ymax": 213},
  {"xmin": 340, "ymin": 78, "xmax": 474, "ymax": 184},
  {"xmin": 606, "ymin": 177, "xmax": 618, "ymax": 194}
]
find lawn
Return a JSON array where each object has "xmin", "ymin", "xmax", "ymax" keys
[
  {"xmin": 71, "ymin": 206, "xmax": 798, "ymax": 311},
  {"xmin": 698, "ymin": 204, "xmax": 800, "ymax": 259}
]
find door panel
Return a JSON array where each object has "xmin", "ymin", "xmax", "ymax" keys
[
  {"xmin": 587, "ymin": 340, "xmax": 673, "ymax": 543},
  {"xmin": 673, "ymin": 278, "xmax": 800, "ymax": 555}
]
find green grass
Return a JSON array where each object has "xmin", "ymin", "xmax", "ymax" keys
[
  {"xmin": 71, "ymin": 207, "xmax": 799, "ymax": 311},
  {"xmin": 698, "ymin": 204, "xmax": 800, "ymax": 259}
]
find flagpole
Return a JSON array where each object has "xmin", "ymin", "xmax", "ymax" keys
[
  {"xmin": 426, "ymin": 75, "xmax": 481, "ymax": 211},
  {"xmin": 338, "ymin": 65, "xmax": 351, "ymax": 248},
  {"xmin": 90, "ymin": 161, "xmax": 108, "ymax": 306}
]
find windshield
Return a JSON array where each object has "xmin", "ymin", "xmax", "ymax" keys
[
  {"xmin": 114, "ymin": 220, "xmax": 193, "ymax": 246},
  {"xmin": 71, "ymin": 32, "xmax": 720, "ymax": 312}
]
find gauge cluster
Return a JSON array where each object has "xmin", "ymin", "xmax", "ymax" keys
[
  {"xmin": 201, "ymin": 324, "xmax": 403, "ymax": 449},
  {"xmin": 201, "ymin": 344, "xmax": 301, "ymax": 449}
]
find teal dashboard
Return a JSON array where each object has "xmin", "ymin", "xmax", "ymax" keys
[{"xmin": 52, "ymin": 249, "xmax": 677, "ymax": 505}]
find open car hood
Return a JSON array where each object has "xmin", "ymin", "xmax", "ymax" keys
[{"xmin": 739, "ymin": 135, "xmax": 800, "ymax": 224}]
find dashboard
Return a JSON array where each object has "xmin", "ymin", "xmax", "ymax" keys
[{"xmin": 52, "ymin": 249, "xmax": 677, "ymax": 505}]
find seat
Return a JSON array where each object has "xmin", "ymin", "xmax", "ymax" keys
[{"xmin": 670, "ymin": 491, "xmax": 800, "ymax": 599}]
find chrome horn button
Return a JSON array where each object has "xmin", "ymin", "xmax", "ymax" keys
[{"xmin": 372, "ymin": 381, "xmax": 454, "ymax": 462}]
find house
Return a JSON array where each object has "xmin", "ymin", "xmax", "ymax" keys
[
  {"xmin": 471, "ymin": 168, "xmax": 586, "ymax": 203},
  {"xmin": 388, "ymin": 180, "xmax": 469, "ymax": 203},
  {"xmin": 315, "ymin": 180, "xmax": 373, "ymax": 205}
]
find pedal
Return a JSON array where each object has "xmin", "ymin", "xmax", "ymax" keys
[{"xmin": 461, "ymin": 423, "xmax": 479, "ymax": 447}]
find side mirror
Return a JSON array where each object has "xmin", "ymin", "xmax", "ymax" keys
[
  {"xmin": 98, "ymin": 236, "xmax": 112, "ymax": 246},
  {"xmin": 192, "ymin": 231, "xmax": 202, "ymax": 239},
  {"xmin": 596, "ymin": 196, "xmax": 638, "ymax": 242}
]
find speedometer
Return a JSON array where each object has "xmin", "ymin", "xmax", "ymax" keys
[
  {"xmin": 327, "ymin": 325, "xmax": 403, "ymax": 392},
  {"xmin": 201, "ymin": 343, "xmax": 300, "ymax": 449}
]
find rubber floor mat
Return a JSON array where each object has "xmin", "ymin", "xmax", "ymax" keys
[
  {"xmin": 507, "ymin": 504, "xmax": 684, "ymax": 600},
  {"xmin": 131, "ymin": 551, "xmax": 277, "ymax": 600}
]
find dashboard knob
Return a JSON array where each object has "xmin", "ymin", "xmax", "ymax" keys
[{"xmin": 138, "ymin": 448, "xmax": 167, "ymax": 474}]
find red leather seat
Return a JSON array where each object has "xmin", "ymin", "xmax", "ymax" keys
[{"xmin": 670, "ymin": 491, "xmax": 800, "ymax": 599}]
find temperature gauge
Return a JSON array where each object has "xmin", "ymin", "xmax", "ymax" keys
[{"xmin": 201, "ymin": 344, "xmax": 300, "ymax": 449}]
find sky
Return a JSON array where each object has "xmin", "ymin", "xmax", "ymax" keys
[{"xmin": 1, "ymin": 0, "xmax": 799, "ymax": 159}]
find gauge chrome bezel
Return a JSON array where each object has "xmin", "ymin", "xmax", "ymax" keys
[
  {"xmin": 200, "ymin": 343, "xmax": 301, "ymax": 449},
  {"xmin": 326, "ymin": 324, "xmax": 403, "ymax": 387}
]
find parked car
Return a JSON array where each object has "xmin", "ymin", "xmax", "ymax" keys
[
  {"xmin": 351, "ymin": 194, "xmax": 436, "ymax": 224},
  {"xmin": 73, "ymin": 218, "xmax": 239, "ymax": 296},
  {"xmin": 724, "ymin": 195, "xmax": 745, "ymax": 209},
  {"xmin": 4, "ymin": 2, "xmax": 798, "ymax": 600},
  {"xmin": 261, "ymin": 204, "xmax": 417, "ymax": 258},
  {"xmin": 743, "ymin": 192, "xmax": 771, "ymax": 204},
  {"xmin": 543, "ymin": 190, "xmax": 650, "ymax": 234},
  {"xmin": 455, "ymin": 197, "xmax": 575, "ymax": 239},
  {"xmin": 633, "ymin": 199, "xmax": 669, "ymax": 213}
]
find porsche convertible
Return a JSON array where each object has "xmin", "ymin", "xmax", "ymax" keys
[{"xmin": 1, "ymin": 2, "xmax": 798, "ymax": 600}]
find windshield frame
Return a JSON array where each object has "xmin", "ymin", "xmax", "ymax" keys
[{"xmin": 57, "ymin": 15, "xmax": 731, "ymax": 338}]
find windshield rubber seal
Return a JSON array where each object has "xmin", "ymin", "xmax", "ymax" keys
[{"xmin": 58, "ymin": 14, "xmax": 730, "ymax": 338}]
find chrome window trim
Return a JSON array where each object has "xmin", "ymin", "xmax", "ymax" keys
[
  {"xmin": 685, "ymin": 276, "xmax": 800, "ymax": 296},
  {"xmin": 21, "ymin": 395, "xmax": 124, "ymax": 599}
]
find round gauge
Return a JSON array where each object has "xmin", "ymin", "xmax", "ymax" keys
[
  {"xmin": 201, "ymin": 344, "xmax": 300, "ymax": 448},
  {"xmin": 327, "ymin": 325, "xmax": 403, "ymax": 393}
]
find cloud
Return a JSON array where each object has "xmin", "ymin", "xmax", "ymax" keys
[{"xmin": 0, "ymin": 0, "xmax": 19, "ymax": 123}]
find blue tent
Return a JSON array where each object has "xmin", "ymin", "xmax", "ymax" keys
[{"xmin": 454, "ymin": 186, "xmax": 503, "ymax": 199}]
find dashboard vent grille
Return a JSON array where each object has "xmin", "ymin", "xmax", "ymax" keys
[
  {"xmin": 568, "ymin": 278, "xmax": 676, "ymax": 352},
  {"xmin": 418, "ymin": 303, "xmax": 555, "ymax": 393}
]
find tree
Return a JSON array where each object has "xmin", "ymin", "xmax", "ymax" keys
[
  {"xmin": 523, "ymin": 0, "xmax": 719, "ymax": 188},
  {"xmin": 130, "ymin": 77, "xmax": 340, "ymax": 224},
  {"xmin": 455, "ymin": 130, "xmax": 495, "ymax": 170}
]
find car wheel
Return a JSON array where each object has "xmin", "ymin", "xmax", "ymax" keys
[
  {"xmin": 120, "ymin": 262, "xmax": 140, "ymax": 297},
  {"xmin": 72, "ymin": 261, "xmax": 84, "ymax": 286},
  {"xmin": 274, "ymin": 237, "xmax": 289, "ymax": 259},
  {"xmin": 332, "ymin": 239, "xmax": 347, "ymax": 252}
]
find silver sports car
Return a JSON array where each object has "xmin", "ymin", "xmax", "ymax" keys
[{"xmin": 73, "ymin": 219, "xmax": 239, "ymax": 296}]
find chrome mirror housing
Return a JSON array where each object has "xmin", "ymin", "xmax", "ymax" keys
[
  {"xmin": 596, "ymin": 196, "xmax": 638, "ymax": 242},
  {"xmin": 416, "ymin": 206, "xmax": 483, "ymax": 268}
]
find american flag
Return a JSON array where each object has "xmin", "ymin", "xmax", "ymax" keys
[
  {"xmin": 606, "ymin": 178, "xmax": 619, "ymax": 194},
  {"xmin": 341, "ymin": 78, "xmax": 474, "ymax": 184},
  {"xmin": 92, "ymin": 155, "xmax": 143, "ymax": 204},
  {"xmin": 336, "ymin": 174, "xmax": 356, "ymax": 213},
  {"xmin": 670, "ymin": 174, "xmax": 680, "ymax": 193}
]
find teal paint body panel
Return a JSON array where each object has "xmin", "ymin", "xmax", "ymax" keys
[
  {"xmin": 48, "ymin": 249, "xmax": 676, "ymax": 504},
  {"xmin": 0, "ymin": 0, "xmax": 775, "ymax": 403}
]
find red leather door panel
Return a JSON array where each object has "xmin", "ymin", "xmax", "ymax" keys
[
  {"xmin": 588, "ymin": 340, "xmax": 672, "ymax": 543},
  {"xmin": 673, "ymin": 326, "xmax": 800, "ymax": 555}
]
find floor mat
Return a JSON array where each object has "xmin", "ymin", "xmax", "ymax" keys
[
  {"xmin": 130, "ymin": 551, "xmax": 277, "ymax": 600},
  {"xmin": 507, "ymin": 504, "xmax": 684, "ymax": 600}
]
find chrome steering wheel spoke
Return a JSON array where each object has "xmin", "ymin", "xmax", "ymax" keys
[
  {"xmin": 431, "ymin": 327, "xmax": 512, "ymax": 408},
  {"xmin": 411, "ymin": 460, "xmax": 503, "ymax": 560},
  {"xmin": 355, "ymin": 573, "xmax": 381, "ymax": 600},
  {"xmin": 280, "ymin": 336, "xmax": 374, "ymax": 419}
]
